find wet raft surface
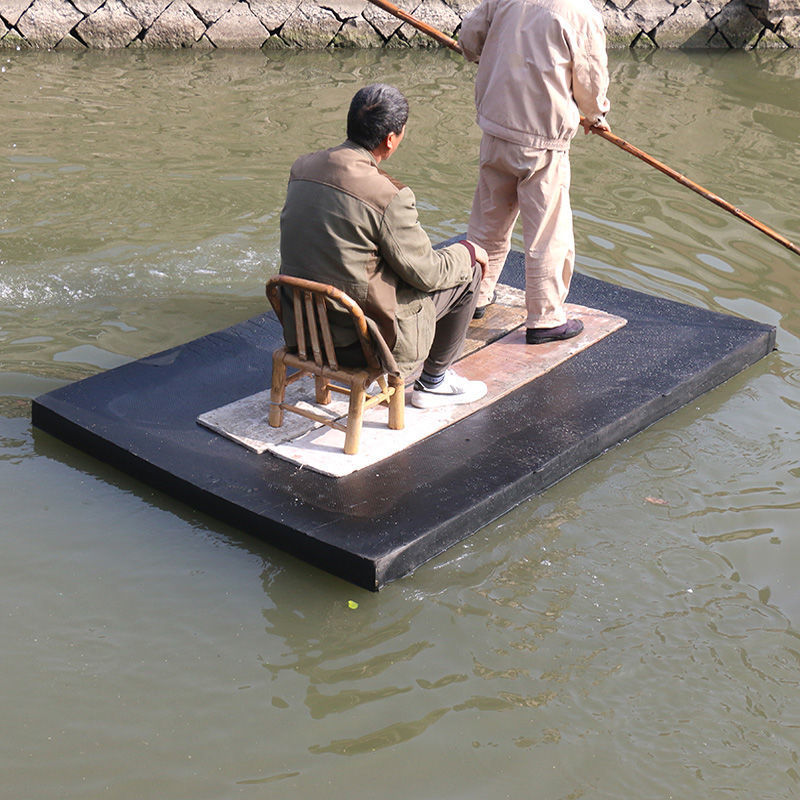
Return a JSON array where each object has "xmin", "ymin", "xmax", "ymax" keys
[{"xmin": 32, "ymin": 252, "xmax": 776, "ymax": 590}]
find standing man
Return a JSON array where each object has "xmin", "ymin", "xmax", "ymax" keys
[
  {"xmin": 459, "ymin": 0, "xmax": 611, "ymax": 343},
  {"xmin": 279, "ymin": 83, "xmax": 488, "ymax": 409}
]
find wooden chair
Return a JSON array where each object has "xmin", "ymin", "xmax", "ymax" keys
[{"xmin": 266, "ymin": 275, "xmax": 405, "ymax": 455}]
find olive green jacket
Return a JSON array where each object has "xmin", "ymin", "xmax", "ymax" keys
[{"xmin": 279, "ymin": 141, "xmax": 474, "ymax": 377}]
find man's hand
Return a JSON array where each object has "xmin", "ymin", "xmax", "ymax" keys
[
  {"xmin": 467, "ymin": 241, "xmax": 489, "ymax": 277},
  {"xmin": 581, "ymin": 117, "xmax": 611, "ymax": 135}
]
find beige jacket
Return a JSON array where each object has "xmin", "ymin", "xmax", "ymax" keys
[
  {"xmin": 279, "ymin": 141, "xmax": 474, "ymax": 376},
  {"xmin": 459, "ymin": 0, "xmax": 610, "ymax": 151}
]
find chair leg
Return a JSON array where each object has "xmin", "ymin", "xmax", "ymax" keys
[
  {"xmin": 344, "ymin": 373, "xmax": 368, "ymax": 455},
  {"xmin": 269, "ymin": 350, "xmax": 287, "ymax": 428},
  {"xmin": 388, "ymin": 374, "xmax": 405, "ymax": 430},
  {"xmin": 315, "ymin": 375, "xmax": 331, "ymax": 405}
]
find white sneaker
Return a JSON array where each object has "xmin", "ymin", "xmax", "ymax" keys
[
  {"xmin": 365, "ymin": 376, "xmax": 385, "ymax": 395},
  {"xmin": 410, "ymin": 369, "xmax": 488, "ymax": 409}
]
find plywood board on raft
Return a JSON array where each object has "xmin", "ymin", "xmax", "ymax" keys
[
  {"xmin": 198, "ymin": 297, "xmax": 625, "ymax": 477},
  {"xmin": 195, "ymin": 282, "xmax": 531, "ymax": 456}
]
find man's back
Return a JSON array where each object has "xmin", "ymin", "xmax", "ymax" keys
[
  {"xmin": 279, "ymin": 139, "xmax": 476, "ymax": 376},
  {"xmin": 280, "ymin": 142, "xmax": 404, "ymax": 350},
  {"xmin": 459, "ymin": 0, "xmax": 610, "ymax": 150}
]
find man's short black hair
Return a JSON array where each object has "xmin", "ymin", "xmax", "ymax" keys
[{"xmin": 347, "ymin": 84, "xmax": 409, "ymax": 151}]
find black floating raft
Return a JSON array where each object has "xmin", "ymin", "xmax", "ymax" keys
[{"xmin": 31, "ymin": 251, "xmax": 775, "ymax": 590}]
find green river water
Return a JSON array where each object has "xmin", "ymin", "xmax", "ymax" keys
[{"xmin": 2, "ymin": 47, "xmax": 800, "ymax": 798}]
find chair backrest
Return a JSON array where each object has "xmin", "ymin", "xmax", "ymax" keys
[{"xmin": 266, "ymin": 275, "xmax": 382, "ymax": 372}]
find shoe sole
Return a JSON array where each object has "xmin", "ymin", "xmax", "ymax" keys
[{"xmin": 410, "ymin": 385, "xmax": 488, "ymax": 409}]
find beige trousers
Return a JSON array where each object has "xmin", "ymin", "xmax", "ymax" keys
[{"xmin": 467, "ymin": 134, "xmax": 574, "ymax": 328}]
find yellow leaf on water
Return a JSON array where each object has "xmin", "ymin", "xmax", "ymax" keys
[{"xmin": 348, "ymin": 600, "xmax": 359, "ymax": 609}]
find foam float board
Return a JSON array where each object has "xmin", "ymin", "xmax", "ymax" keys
[{"xmin": 31, "ymin": 252, "xmax": 776, "ymax": 590}]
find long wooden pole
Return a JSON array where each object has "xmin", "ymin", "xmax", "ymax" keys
[
  {"xmin": 369, "ymin": 0, "xmax": 461, "ymax": 50},
  {"xmin": 367, "ymin": 0, "xmax": 800, "ymax": 258},
  {"xmin": 594, "ymin": 130, "xmax": 800, "ymax": 257}
]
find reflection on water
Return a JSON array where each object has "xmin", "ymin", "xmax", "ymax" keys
[{"xmin": 2, "ymin": 47, "xmax": 800, "ymax": 799}]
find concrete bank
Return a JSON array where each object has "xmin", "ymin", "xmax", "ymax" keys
[{"xmin": 0, "ymin": 0, "xmax": 798, "ymax": 50}]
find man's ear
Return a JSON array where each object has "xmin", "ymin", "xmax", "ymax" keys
[
  {"xmin": 382, "ymin": 132, "xmax": 398, "ymax": 156},
  {"xmin": 372, "ymin": 134, "xmax": 394, "ymax": 163},
  {"xmin": 383, "ymin": 129, "xmax": 404, "ymax": 159},
  {"xmin": 371, "ymin": 128, "xmax": 404, "ymax": 163}
]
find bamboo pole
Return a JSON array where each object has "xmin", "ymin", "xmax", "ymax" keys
[
  {"xmin": 589, "ymin": 130, "xmax": 800, "ymax": 257},
  {"xmin": 369, "ymin": 0, "xmax": 462, "ymax": 50},
  {"xmin": 366, "ymin": 0, "xmax": 800, "ymax": 258}
]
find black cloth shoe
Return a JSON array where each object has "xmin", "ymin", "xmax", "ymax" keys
[
  {"xmin": 472, "ymin": 291, "xmax": 497, "ymax": 320},
  {"xmin": 526, "ymin": 318, "xmax": 584, "ymax": 344}
]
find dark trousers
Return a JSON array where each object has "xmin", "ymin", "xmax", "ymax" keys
[{"xmin": 423, "ymin": 263, "xmax": 482, "ymax": 376}]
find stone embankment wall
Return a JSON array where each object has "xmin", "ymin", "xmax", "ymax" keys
[{"xmin": 0, "ymin": 0, "xmax": 798, "ymax": 50}]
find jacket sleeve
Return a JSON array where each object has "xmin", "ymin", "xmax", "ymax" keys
[
  {"xmin": 458, "ymin": 0, "xmax": 497, "ymax": 63},
  {"xmin": 378, "ymin": 186, "xmax": 474, "ymax": 292},
  {"xmin": 570, "ymin": 12, "xmax": 611, "ymax": 126}
]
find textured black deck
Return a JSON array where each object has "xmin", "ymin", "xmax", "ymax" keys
[{"xmin": 31, "ymin": 252, "xmax": 775, "ymax": 590}]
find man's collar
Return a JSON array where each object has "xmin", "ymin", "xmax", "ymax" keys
[{"xmin": 343, "ymin": 139, "xmax": 378, "ymax": 166}]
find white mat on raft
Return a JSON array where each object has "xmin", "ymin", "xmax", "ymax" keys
[{"xmin": 197, "ymin": 302, "xmax": 626, "ymax": 478}]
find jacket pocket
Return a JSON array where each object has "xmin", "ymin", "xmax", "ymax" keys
[{"xmin": 394, "ymin": 296, "xmax": 436, "ymax": 373}]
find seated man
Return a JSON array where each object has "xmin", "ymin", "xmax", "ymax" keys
[{"xmin": 278, "ymin": 83, "xmax": 488, "ymax": 409}]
